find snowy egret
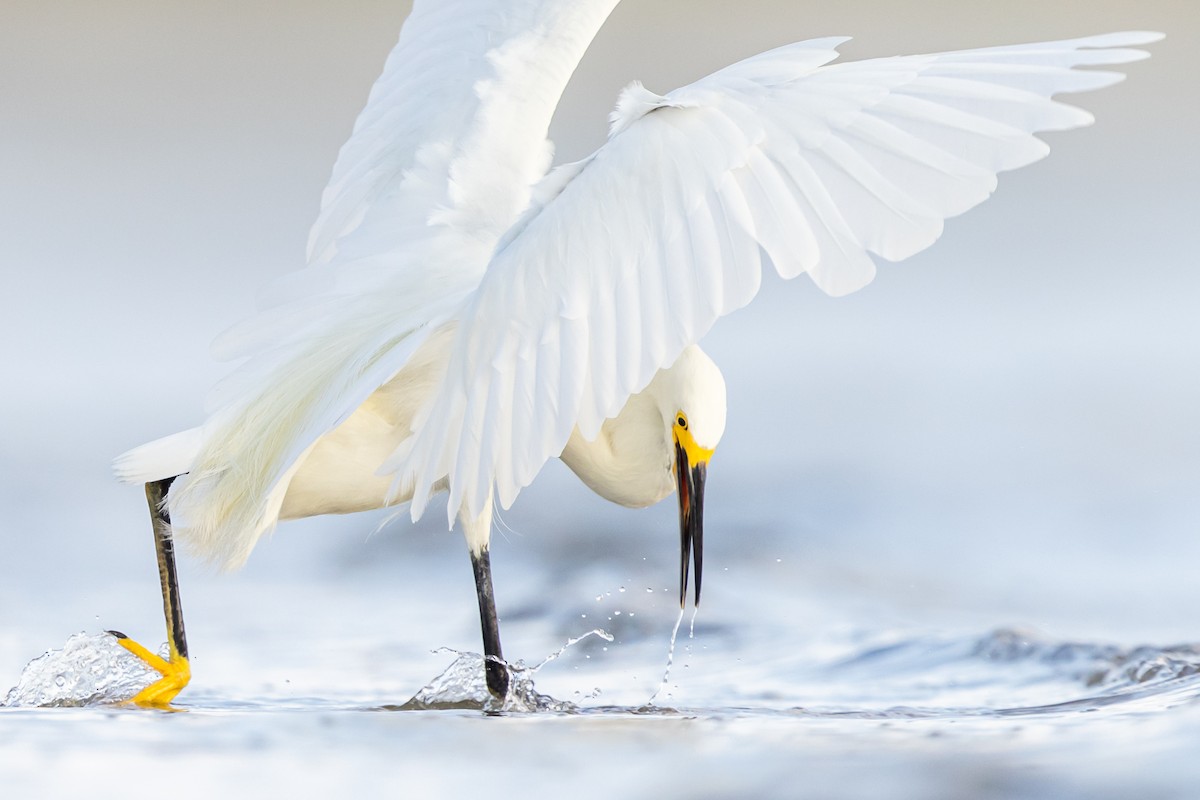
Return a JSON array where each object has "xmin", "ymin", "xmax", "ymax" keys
[{"xmin": 110, "ymin": 0, "xmax": 1159, "ymax": 704}]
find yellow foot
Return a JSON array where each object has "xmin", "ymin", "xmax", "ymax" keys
[{"xmin": 107, "ymin": 630, "xmax": 191, "ymax": 708}]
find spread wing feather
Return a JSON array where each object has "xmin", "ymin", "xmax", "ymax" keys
[{"xmin": 390, "ymin": 32, "xmax": 1161, "ymax": 523}]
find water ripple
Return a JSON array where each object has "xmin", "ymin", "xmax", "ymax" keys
[{"xmin": 7, "ymin": 626, "xmax": 1200, "ymax": 720}]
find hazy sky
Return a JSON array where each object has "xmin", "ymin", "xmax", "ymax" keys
[{"xmin": 0, "ymin": 1, "xmax": 1196, "ymax": 637}]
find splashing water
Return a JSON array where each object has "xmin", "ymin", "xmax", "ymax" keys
[
  {"xmin": 533, "ymin": 627, "xmax": 616, "ymax": 671},
  {"xmin": 3, "ymin": 632, "xmax": 160, "ymax": 708},
  {"xmin": 400, "ymin": 629, "xmax": 614, "ymax": 713},
  {"xmin": 647, "ymin": 607, "xmax": 687, "ymax": 706}
]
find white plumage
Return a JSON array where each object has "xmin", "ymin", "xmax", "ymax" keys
[{"xmin": 114, "ymin": 0, "xmax": 1159, "ymax": 576}]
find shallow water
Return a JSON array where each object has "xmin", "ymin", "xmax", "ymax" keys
[
  {"xmin": 5, "ymin": 531, "xmax": 1200, "ymax": 800},
  {"xmin": 12, "ymin": 622, "xmax": 1200, "ymax": 716},
  {"xmin": 5, "ymin": 636, "xmax": 1200, "ymax": 800}
]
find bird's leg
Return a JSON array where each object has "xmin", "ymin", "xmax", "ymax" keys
[
  {"xmin": 109, "ymin": 475, "xmax": 191, "ymax": 707},
  {"xmin": 459, "ymin": 495, "xmax": 508, "ymax": 700},
  {"xmin": 471, "ymin": 546, "xmax": 510, "ymax": 700}
]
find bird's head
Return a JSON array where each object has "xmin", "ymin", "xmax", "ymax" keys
[{"xmin": 652, "ymin": 346, "xmax": 726, "ymax": 609}]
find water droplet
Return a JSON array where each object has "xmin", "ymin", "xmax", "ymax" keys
[
  {"xmin": 646, "ymin": 588, "xmax": 654, "ymax": 593},
  {"xmin": 54, "ymin": 675, "xmax": 65, "ymax": 688},
  {"xmin": 614, "ymin": 611, "xmax": 622, "ymax": 616},
  {"xmin": 580, "ymin": 614, "xmax": 587, "ymax": 619},
  {"xmin": 618, "ymin": 587, "xmax": 626, "ymax": 593}
]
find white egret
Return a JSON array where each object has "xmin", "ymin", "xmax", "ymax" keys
[{"xmin": 109, "ymin": 0, "xmax": 1160, "ymax": 705}]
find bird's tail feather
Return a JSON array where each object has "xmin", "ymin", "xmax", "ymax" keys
[{"xmin": 113, "ymin": 427, "xmax": 204, "ymax": 485}]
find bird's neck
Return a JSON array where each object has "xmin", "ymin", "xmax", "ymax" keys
[{"xmin": 559, "ymin": 392, "xmax": 675, "ymax": 509}]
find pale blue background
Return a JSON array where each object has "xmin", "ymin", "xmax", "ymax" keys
[{"xmin": 0, "ymin": 3, "xmax": 1196, "ymax": 795}]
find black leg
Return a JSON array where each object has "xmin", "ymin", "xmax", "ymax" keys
[
  {"xmin": 109, "ymin": 474, "xmax": 192, "ymax": 706},
  {"xmin": 147, "ymin": 476, "xmax": 189, "ymax": 661},
  {"xmin": 470, "ymin": 547, "xmax": 509, "ymax": 700}
]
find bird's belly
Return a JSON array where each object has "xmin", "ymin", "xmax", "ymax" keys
[
  {"xmin": 278, "ymin": 410, "xmax": 408, "ymax": 519},
  {"xmin": 277, "ymin": 329, "xmax": 454, "ymax": 520}
]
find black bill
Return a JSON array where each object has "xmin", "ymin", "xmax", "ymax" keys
[{"xmin": 675, "ymin": 440, "xmax": 707, "ymax": 608}]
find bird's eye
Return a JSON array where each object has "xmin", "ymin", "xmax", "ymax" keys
[{"xmin": 676, "ymin": 415, "xmax": 687, "ymax": 429}]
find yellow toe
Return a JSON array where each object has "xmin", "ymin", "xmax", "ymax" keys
[{"xmin": 110, "ymin": 632, "xmax": 191, "ymax": 708}]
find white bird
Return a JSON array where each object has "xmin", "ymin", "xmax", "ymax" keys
[{"xmin": 108, "ymin": 0, "xmax": 1160, "ymax": 705}]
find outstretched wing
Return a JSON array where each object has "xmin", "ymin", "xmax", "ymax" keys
[
  {"xmin": 300, "ymin": 0, "xmax": 621, "ymax": 278},
  {"xmin": 393, "ymin": 32, "xmax": 1162, "ymax": 523},
  {"xmin": 117, "ymin": 0, "xmax": 620, "ymax": 568}
]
